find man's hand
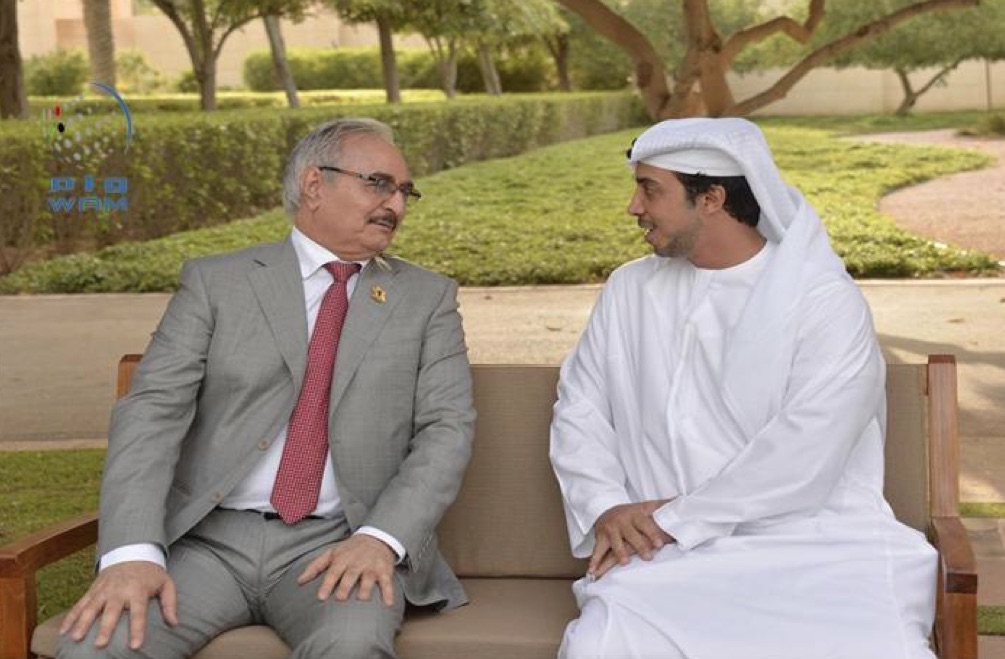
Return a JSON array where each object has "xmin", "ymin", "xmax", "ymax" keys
[
  {"xmin": 298, "ymin": 534, "xmax": 397, "ymax": 607},
  {"xmin": 59, "ymin": 561, "xmax": 177, "ymax": 650},
  {"xmin": 589, "ymin": 500, "xmax": 674, "ymax": 580}
]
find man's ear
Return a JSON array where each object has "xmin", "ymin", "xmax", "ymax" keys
[
  {"xmin": 701, "ymin": 184, "xmax": 726, "ymax": 213},
  {"xmin": 302, "ymin": 167, "xmax": 323, "ymax": 210}
]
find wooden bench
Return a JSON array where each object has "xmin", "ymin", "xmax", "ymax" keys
[{"xmin": 0, "ymin": 355, "xmax": 977, "ymax": 659}]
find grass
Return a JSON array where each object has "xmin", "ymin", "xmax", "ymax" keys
[
  {"xmin": 0, "ymin": 450, "xmax": 104, "ymax": 620},
  {"xmin": 982, "ymin": 607, "xmax": 1005, "ymax": 637},
  {"xmin": 960, "ymin": 502, "xmax": 1005, "ymax": 518},
  {"xmin": 0, "ymin": 120, "xmax": 999, "ymax": 294},
  {"xmin": 2, "ymin": 448, "xmax": 1003, "ymax": 635}
]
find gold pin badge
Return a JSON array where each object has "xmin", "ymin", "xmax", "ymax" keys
[{"xmin": 371, "ymin": 285, "xmax": 386, "ymax": 304}]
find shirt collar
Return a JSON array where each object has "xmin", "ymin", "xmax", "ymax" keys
[{"xmin": 291, "ymin": 227, "xmax": 370, "ymax": 280}]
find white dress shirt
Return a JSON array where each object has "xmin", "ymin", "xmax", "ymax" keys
[{"xmin": 101, "ymin": 228, "xmax": 405, "ymax": 570}]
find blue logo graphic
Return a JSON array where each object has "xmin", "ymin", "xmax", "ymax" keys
[{"xmin": 42, "ymin": 83, "xmax": 132, "ymax": 214}]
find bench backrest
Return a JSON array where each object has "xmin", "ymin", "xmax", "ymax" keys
[{"xmin": 116, "ymin": 357, "xmax": 937, "ymax": 580}]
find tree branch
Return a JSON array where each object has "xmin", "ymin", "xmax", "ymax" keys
[
  {"xmin": 149, "ymin": 0, "xmax": 198, "ymax": 64},
  {"xmin": 728, "ymin": 0, "xmax": 978, "ymax": 116},
  {"xmin": 722, "ymin": 0, "xmax": 825, "ymax": 63},
  {"xmin": 915, "ymin": 58, "xmax": 964, "ymax": 96}
]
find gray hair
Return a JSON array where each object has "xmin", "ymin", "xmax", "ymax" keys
[{"xmin": 282, "ymin": 117, "xmax": 395, "ymax": 217}]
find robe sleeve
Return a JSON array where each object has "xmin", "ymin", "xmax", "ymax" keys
[
  {"xmin": 653, "ymin": 280, "xmax": 885, "ymax": 550},
  {"xmin": 550, "ymin": 283, "xmax": 634, "ymax": 558}
]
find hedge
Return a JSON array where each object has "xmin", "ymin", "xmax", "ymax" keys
[
  {"xmin": 0, "ymin": 92, "xmax": 644, "ymax": 274},
  {"xmin": 243, "ymin": 47, "xmax": 553, "ymax": 94},
  {"xmin": 24, "ymin": 89, "xmax": 446, "ymax": 116}
]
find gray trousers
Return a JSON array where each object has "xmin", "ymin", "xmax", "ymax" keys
[{"xmin": 58, "ymin": 509, "xmax": 405, "ymax": 659}]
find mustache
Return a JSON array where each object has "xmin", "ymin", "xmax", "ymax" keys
[{"xmin": 369, "ymin": 211, "xmax": 399, "ymax": 230}]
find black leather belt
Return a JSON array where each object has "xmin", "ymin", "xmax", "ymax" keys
[{"xmin": 229, "ymin": 509, "xmax": 323, "ymax": 521}]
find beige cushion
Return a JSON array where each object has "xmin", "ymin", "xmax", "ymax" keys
[
  {"xmin": 884, "ymin": 364, "xmax": 929, "ymax": 532},
  {"xmin": 438, "ymin": 365, "xmax": 587, "ymax": 578},
  {"xmin": 34, "ymin": 578, "xmax": 577, "ymax": 659}
]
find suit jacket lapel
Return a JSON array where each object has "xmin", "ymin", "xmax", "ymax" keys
[
  {"xmin": 248, "ymin": 237, "xmax": 309, "ymax": 388},
  {"xmin": 330, "ymin": 255, "xmax": 401, "ymax": 414}
]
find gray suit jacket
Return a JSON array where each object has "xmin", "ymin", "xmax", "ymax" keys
[{"xmin": 98, "ymin": 237, "xmax": 475, "ymax": 610}]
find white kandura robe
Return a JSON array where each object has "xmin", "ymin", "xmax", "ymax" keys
[{"xmin": 550, "ymin": 244, "xmax": 937, "ymax": 659}]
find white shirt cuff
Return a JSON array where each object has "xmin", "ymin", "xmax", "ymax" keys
[
  {"xmin": 99, "ymin": 543, "xmax": 166, "ymax": 571},
  {"xmin": 653, "ymin": 504, "xmax": 735, "ymax": 551},
  {"xmin": 356, "ymin": 526, "xmax": 406, "ymax": 564}
]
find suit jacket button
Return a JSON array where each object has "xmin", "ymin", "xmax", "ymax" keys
[
  {"xmin": 258, "ymin": 440, "xmax": 270, "ymax": 450},
  {"xmin": 211, "ymin": 492, "xmax": 223, "ymax": 503}
]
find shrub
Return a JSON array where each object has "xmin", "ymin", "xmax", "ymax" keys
[
  {"xmin": 244, "ymin": 48, "xmax": 396, "ymax": 91},
  {"xmin": 961, "ymin": 112, "xmax": 1005, "ymax": 137},
  {"xmin": 25, "ymin": 50, "xmax": 89, "ymax": 97},
  {"xmin": 115, "ymin": 50, "xmax": 167, "ymax": 94},
  {"xmin": 454, "ymin": 48, "xmax": 554, "ymax": 93},
  {"xmin": 243, "ymin": 47, "xmax": 554, "ymax": 94},
  {"xmin": 175, "ymin": 70, "xmax": 199, "ymax": 93}
]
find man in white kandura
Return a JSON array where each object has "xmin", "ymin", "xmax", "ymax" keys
[{"xmin": 549, "ymin": 118, "xmax": 937, "ymax": 659}]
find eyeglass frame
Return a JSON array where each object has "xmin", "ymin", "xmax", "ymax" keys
[{"xmin": 317, "ymin": 165, "xmax": 422, "ymax": 205}]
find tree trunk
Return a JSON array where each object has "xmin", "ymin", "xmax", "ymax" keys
[
  {"xmin": 544, "ymin": 33, "xmax": 572, "ymax": 92},
  {"xmin": 895, "ymin": 68, "xmax": 919, "ymax": 116},
  {"xmin": 697, "ymin": 54, "xmax": 737, "ymax": 117},
  {"xmin": 264, "ymin": 14, "xmax": 299, "ymax": 109},
  {"xmin": 197, "ymin": 61, "xmax": 216, "ymax": 111},
  {"xmin": 555, "ymin": 0, "xmax": 670, "ymax": 118},
  {"xmin": 895, "ymin": 61, "xmax": 962, "ymax": 116},
  {"xmin": 376, "ymin": 15, "xmax": 400, "ymax": 104},
  {"xmin": 82, "ymin": 0, "xmax": 116, "ymax": 87},
  {"xmin": 0, "ymin": 0, "xmax": 27, "ymax": 119},
  {"xmin": 440, "ymin": 44, "xmax": 457, "ymax": 100},
  {"xmin": 427, "ymin": 36, "xmax": 457, "ymax": 99},
  {"xmin": 476, "ymin": 43, "xmax": 502, "ymax": 96}
]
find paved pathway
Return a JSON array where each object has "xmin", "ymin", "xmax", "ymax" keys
[{"xmin": 855, "ymin": 130, "xmax": 1005, "ymax": 262}]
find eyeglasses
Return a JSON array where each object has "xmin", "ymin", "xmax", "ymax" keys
[{"xmin": 318, "ymin": 165, "xmax": 422, "ymax": 206}]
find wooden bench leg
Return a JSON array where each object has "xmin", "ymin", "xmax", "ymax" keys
[{"xmin": 1, "ymin": 575, "xmax": 37, "ymax": 659}]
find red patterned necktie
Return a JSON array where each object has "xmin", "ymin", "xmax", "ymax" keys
[{"xmin": 271, "ymin": 261, "xmax": 360, "ymax": 524}]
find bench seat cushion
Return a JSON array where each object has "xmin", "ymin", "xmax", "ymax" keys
[{"xmin": 33, "ymin": 578, "xmax": 579, "ymax": 659}]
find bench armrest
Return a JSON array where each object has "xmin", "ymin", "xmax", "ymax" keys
[
  {"xmin": 929, "ymin": 515, "xmax": 977, "ymax": 659},
  {"xmin": 0, "ymin": 512, "xmax": 97, "ymax": 659}
]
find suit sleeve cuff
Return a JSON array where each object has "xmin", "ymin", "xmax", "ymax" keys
[
  {"xmin": 356, "ymin": 526, "xmax": 407, "ymax": 564},
  {"xmin": 99, "ymin": 543, "xmax": 166, "ymax": 571}
]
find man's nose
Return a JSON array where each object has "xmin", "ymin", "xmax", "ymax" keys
[
  {"xmin": 627, "ymin": 190, "xmax": 644, "ymax": 216},
  {"xmin": 385, "ymin": 189, "xmax": 408, "ymax": 214}
]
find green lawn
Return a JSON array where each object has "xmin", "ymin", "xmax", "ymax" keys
[
  {"xmin": 0, "ymin": 120, "xmax": 998, "ymax": 295},
  {"xmin": 2, "ymin": 449, "xmax": 1003, "ymax": 635}
]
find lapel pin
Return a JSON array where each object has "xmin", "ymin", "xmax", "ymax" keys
[{"xmin": 371, "ymin": 285, "xmax": 386, "ymax": 304}]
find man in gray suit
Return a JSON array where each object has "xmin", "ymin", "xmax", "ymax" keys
[{"xmin": 59, "ymin": 118, "xmax": 475, "ymax": 659}]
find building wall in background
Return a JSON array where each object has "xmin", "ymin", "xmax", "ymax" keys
[
  {"xmin": 18, "ymin": 0, "xmax": 425, "ymax": 88},
  {"xmin": 735, "ymin": 62, "xmax": 1004, "ymax": 115}
]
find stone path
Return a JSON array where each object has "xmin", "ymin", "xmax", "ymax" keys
[{"xmin": 855, "ymin": 130, "xmax": 1005, "ymax": 262}]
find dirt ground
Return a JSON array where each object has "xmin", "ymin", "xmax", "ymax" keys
[{"xmin": 854, "ymin": 130, "xmax": 1005, "ymax": 264}]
